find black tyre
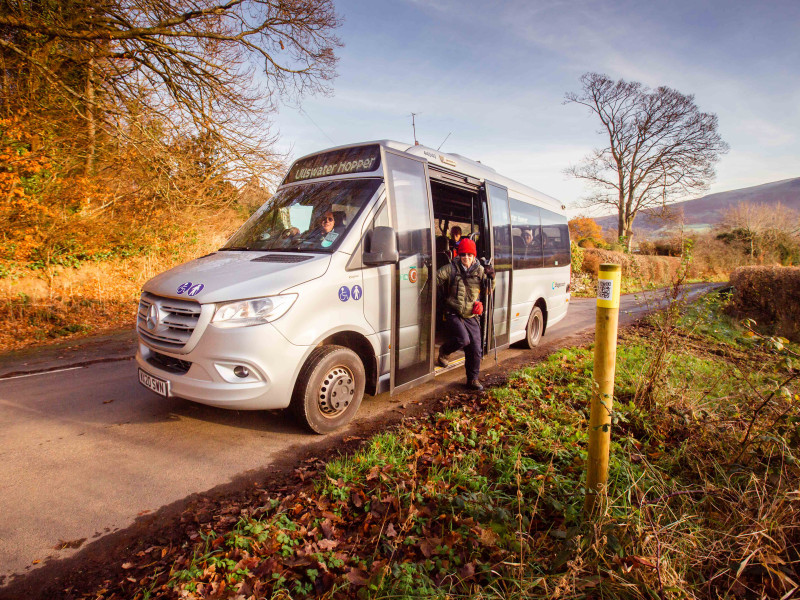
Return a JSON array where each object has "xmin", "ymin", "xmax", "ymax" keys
[
  {"xmin": 522, "ymin": 305, "xmax": 544, "ymax": 349},
  {"xmin": 290, "ymin": 345, "xmax": 365, "ymax": 434}
]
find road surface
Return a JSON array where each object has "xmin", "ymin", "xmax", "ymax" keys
[{"xmin": 0, "ymin": 285, "xmax": 715, "ymax": 585}]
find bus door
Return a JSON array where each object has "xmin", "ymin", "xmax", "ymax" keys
[
  {"xmin": 384, "ymin": 149, "xmax": 435, "ymax": 394},
  {"xmin": 485, "ymin": 182, "xmax": 512, "ymax": 349}
]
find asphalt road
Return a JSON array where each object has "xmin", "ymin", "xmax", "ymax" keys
[{"xmin": 0, "ymin": 285, "xmax": 716, "ymax": 585}]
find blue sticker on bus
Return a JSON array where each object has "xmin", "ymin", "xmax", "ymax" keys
[
  {"xmin": 351, "ymin": 285, "xmax": 362, "ymax": 301},
  {"xmin": 187, "ymin": 283, "xmax": 205, "ymax": 297},
  {"xmin": 338, "ymin": 286, "xmax": 350, "ymax": 302},
  {"xmin": 177, "ymin": 282, "xmax": 192, "ymax": 294}
]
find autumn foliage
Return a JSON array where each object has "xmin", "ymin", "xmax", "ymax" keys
[
  {"xmin": 568, "ymin": 215, "xmax": 602, "ymax": 243},
  {"xmin": 0, "ymin": 0, "xmax": 341, "ymax": 350}
]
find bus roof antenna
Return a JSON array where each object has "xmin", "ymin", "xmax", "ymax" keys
[
  {"xmin": 437, "ymin": 132, "xmax": 451, "ymax": 151},
  {"xmin": 411, "ymin": 112, "xmax": 419, "ymax": 145}
]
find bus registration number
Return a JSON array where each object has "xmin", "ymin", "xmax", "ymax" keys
[{"xmin": 138, "ymin": 369, "xmax": 169, "ymax": 397}]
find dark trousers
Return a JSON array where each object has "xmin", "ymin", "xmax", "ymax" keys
[{"xmin": 441, "ymin": 313, "xmax": 482, "ymax": 380}]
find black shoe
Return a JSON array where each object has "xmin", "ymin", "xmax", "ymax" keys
[
  {"xmin": 467, "ymin": 379, "xmax": 484, "ymax": 391},
  {"xmin": 437, "ymin": 352, "xmax": 450, "ymax": 368}
]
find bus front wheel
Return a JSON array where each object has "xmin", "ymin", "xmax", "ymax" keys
[
  {"xmin": 290, "ymin": 345, "xmax": 365, "ymax": 434},
  {"xmin": 522, "ymin": 306, "xmax": 544, "ymax": 349}
]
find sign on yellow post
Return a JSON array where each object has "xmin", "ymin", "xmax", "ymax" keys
[
  {"xmin": 596, "ymin": 264, "xmax": 621, "ymax": 309},
  {"xmin": 585, "ymin": 263, "xmax": 621, "ymax": 514}
]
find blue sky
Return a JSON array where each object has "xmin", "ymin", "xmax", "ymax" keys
[{"xmin": 272, "ymin": 0, "xmax": 800, "ymax": 215}]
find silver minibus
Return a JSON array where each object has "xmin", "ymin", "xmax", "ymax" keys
[{"xmin": 136, "ymin": 141, "xmax": 571, "ymax": 433}]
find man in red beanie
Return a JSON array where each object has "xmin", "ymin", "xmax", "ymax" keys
[{"xmin": 435, "ymin": 237, "xmax": 494, "ymax": 390}]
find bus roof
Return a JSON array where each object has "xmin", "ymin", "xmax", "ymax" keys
[{"xmin": 291, "ymin": 140, "xmax": 565, "ymax": 214}]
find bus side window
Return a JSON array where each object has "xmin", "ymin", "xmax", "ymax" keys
[
  {"xmin": 541, "ymin": 208, "xmax": 570, "ymax": 267},
  {"xmin": 510, "ymin": 199, "xmax": 542, "ymax": 269}
]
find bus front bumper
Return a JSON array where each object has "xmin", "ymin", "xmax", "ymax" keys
[{"xmin": 135, "ymin": 322, "xmax": 306, "ymax": 410}]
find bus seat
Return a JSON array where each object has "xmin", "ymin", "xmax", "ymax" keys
[
  {"xmin": 332, "ymin": 210, "xmax": 347, "ymax": 229},
  {"xmin": 435, "ymin": 235, "xmax": 451, "ymax": 269}
]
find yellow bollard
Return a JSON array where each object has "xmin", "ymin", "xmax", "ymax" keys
[{"xmin": 584, "ymin": 263, "xmax": 621, "ymax": 515}]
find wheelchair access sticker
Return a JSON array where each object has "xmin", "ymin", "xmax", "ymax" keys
[{"xmin": 338, "ymin": 285, "xmax": 363, "ymax": 302}]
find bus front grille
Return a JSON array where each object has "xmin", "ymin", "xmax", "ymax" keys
[{"xmin": 138, "ymin": 293, "xmax": 201, "ymax": 351}]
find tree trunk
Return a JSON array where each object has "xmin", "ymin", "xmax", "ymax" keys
[
  {"xmin": 624, "ymin": 226, "xmax": 634, "ymax": 252},
  {"xmin": 84, "ymin": 57, "xmax": 96, "ymax": 177}
]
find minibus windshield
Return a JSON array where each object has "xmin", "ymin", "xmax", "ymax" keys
[{"xmin": 222, "ymin": 179, "xmax": 382, "ymax": 252}]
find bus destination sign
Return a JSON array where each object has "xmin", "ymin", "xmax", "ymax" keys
[{"xmin": 284, "ymin": 145, "xmax": 381, "ymax": 184}]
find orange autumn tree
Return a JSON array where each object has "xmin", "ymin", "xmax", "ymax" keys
[
  {"xmin": 568, "ymin": 216, "xmax": 603, "ymax": 244},
  {"xmin": 0, "ymin": 0, "xmax": 342, "ymax": 274},
  {"xmin": 0, "ymin": 117, "xmax": 55, "ymax": 264}
]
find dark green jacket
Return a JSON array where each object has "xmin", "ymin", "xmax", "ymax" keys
[{"xmin": 436, "ymin": 260, "xmax": 491, "ymax": 319}]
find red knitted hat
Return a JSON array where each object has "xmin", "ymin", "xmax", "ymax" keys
[{"xmin": 458, "ymin": 238, "xmax": 477, "ymax": 256}]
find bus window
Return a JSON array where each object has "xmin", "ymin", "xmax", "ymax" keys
[
  {"xmin": 541, "ymin": 208, "xmax": 570, "ymax": 267},
  {"xmin": 510, "ymin": 198, "xmax": 542, "ymax": 269}
]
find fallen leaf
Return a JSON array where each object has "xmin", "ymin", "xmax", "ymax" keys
[
  {"xmin": 420, "ymin": 538, "xmax": 438, "ymax": 558},
  {"xmin": 321, "ymin": 519, "xmax": 334, "ymax": 538},
  {"xmin": 626, "ymin": 556, "xmax": 657, "ymax": 569},
  {"xmin": 346, "ymin": 568, "xmax": 369, "ymax": 586},
  {"xmin": 385, "ymin": 523, "xmax": 397, "ymax": 538},
  {"xmin": 474, "ymin": 526, "xmax": 500, "ymax": 547},
  {"xmin": 318, "ymin": 538, "xmax": 338, "ymax": 550}
]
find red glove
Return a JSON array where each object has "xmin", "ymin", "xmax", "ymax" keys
[{"xmin": 472, "ymin": 301, "xmax": 483, "ymax": 315}]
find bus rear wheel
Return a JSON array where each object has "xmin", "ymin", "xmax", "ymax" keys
[
  {"xmin": 522, "ymin": 306, "xmax": 544, "ymax": 349},
  {"xmin": 290, "ymin": 345, "xmax": 365, "ymax": 434}
]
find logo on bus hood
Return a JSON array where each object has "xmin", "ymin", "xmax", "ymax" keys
[{"xmin": 146, "ymin": 304, "xmax": 160, "ymax": 330}]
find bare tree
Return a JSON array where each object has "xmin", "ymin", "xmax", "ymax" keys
[
  {"xmin": 0, "ymin": 0, "xmax": 341, "ymax": 182},
  {"xmin": 565, "ymin": 72, "xmax": 728, "ymax": 251},
  {"xmin": 719, "ymin": 202, "xmax": 800, "ymax": 261}
]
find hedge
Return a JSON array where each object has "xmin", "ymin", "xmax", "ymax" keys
[
  {"xmin": 580, "ymin": 248, "xmax": 689, "ymax": 286},
  {"xmin": 730, "ymin": 266, "xmax": 800, "ymax": 341}
]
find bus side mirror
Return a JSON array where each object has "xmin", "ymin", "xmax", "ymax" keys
[{"xmin": 363, "ymin": 226, "xmax": 399, "ymax": 265}]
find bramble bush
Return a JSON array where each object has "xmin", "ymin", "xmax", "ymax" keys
[{"xmin": 730, "ymin": 265, "xmax": 800, "ymax": 341}]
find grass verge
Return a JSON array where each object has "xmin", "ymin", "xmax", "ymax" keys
[{"xmin": 70, "ymin": 291, "xmax": 800, "ymax": 599}]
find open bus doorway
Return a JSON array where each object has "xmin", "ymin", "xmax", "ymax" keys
[{"xmin": 428, "ymin": 177, "xmax": 490, "ymax": 374}]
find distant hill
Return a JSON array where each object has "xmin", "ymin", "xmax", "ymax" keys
[{"xmin": 592, "ymin": 177, "xmax": 800, "ymax": 237}]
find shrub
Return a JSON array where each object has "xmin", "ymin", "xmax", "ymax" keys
[{"xmin": 729, "ymin": 265, "xmax": 800, "ymax": 341}]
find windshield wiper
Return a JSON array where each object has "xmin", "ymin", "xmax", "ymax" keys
[{"xmin": 219, "ymin": 246, "xmax": 262, "ymax": 251}]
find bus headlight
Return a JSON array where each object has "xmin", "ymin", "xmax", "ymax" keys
[{"xmin": 211, "ymin": 294, "xmax": 298, "ymax": 328}]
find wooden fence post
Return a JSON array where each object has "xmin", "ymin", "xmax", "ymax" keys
[{"xmin": 585, "ymin": 263, "xmax": 621, "ymax": 515}]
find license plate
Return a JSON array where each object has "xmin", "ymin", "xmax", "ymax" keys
[{"xmin": 138, "ymin": 368, "xmax": 170, "ymax": 397}]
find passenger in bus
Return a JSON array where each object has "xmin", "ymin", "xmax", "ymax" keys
[
  {"xmin": 521, "ymin": 228, "xmax": 535, "ymax": 248},
  {"xmin": 435, "ymin": 238, "xmax": 495, "ymax": 391},
  {"xmin": 520, "ymin": 228, "xmax": 540, "ymax": 257},
  {"xmin": 448, "ymin": 226, "xmax": 462, "ymax": 257}
]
